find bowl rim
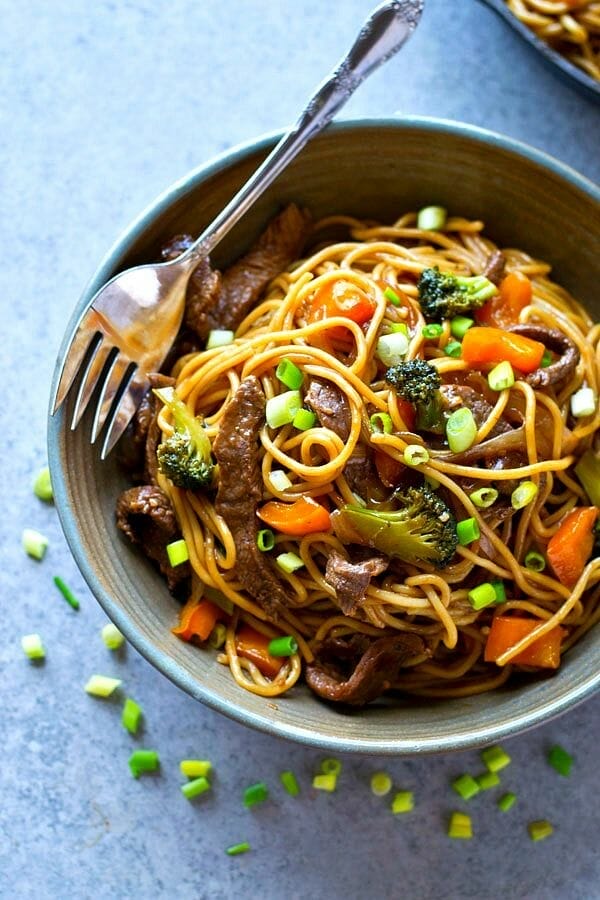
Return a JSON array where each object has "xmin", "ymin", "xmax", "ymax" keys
[
  {"xmin": 48, "ymin": 116, "xmax": 600, "ymax": 754},
  {"xmin": 476, "ymin": 0, "xmax": 600, "ymax": 104}
]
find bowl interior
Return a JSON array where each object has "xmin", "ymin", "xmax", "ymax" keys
[{"xmin": 49, "ymin": 120, "xmax": 600, "ymax": 753}]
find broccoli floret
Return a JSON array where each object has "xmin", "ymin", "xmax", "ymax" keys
[
  {"xmin": 154, "ymin": 386, "xmax": 215, "ymax": 491},
  {"xmin": 417, "ymin": 266, "xmax": 497, "ymax": 320},
  {"xmin": 331, "ymin": 485, "xmax": 458, "ymax": 569},
  {"xmin": 385, "ymin": 359, "xmax": 444, "ymax": 432}
]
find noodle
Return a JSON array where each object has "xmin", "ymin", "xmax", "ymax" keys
[
  {"xmin": 505, "ymin": 0, "xmax": 600, "ymax": 81},
  {"xmin": 147, "ymin": 208, "xmax": 599, "ymax": 703}
]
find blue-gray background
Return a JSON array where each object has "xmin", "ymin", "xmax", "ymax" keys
[{"xmin": 1, "ymin": 1, "xmax": 598, "ymax": 898}]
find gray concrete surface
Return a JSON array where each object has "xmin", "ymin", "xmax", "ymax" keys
[{"xmin": 1, "ymin": 1, "xmax": 598, "ymax": 898}]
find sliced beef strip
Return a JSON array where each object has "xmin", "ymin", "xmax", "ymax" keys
[
  {"xmin": 482, "ymin": 250, "xmax": 507, "ymax": 285},
  {"xmin": 212, "ymin": 376, "xmax": 292, "ymax": 621},
  {"xmin": 325, "ymin": 551, "xmax": 388, "ymax": 616},
  {"xmin": 117, "ymin": 373, "xmax": 175, "ymax": 483},
  {"xmin": 440, "ymin": 384, "xmax": 512, "ymax": 436},
  {"xmin": 305, "ymin": 377, "xmax": 352, "ymax": 441},
  {"xmin": 305, "ymin": 632, "xmax": 424, "ymax": 706},
  {"xmin": 184, "ymin": 203, "xmax": 311, "ymax": 341},
  {"xmin": 305, "ymin": 376, "xmax": 379, "ymax": 499},
  {"xmin": 116, "ymin": 485, "xmax": 190, "ymax": 593},
  {"xmin": 509, "ymin": 324, "xmax": 580, "ymax": 389}
]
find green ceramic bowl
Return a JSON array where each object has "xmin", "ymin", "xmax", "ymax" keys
[{"xmin": 48, "ymin": 118, "xmax": 600, "ymax": 754}]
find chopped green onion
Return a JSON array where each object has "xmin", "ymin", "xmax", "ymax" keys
[
  {"xmin": 128, "ymin": 749, "xmax": 159, "ymax": 778},
  {"xmin": 181, "ymin": 776, "xmax": 210, "ymax": 799},
  {"xmin": 452, "ymin": 774, "xmax": 480, "ymax": 800},
  {"xmin": 22, "ymin": 528, "xmax": 48, "ymax": 561},
  {"xmin": 257, "ymin": 529, "xmax": 275, "ymax": 552},
  {"xmin": 206, "ymin": 329, "xmax": 234, "ymax": 349},
  {"xmin": 456, "ymin": 517, "xmax": 480, "ymax": 546},
  {"xmin": 476, "ymin": 771, "xmax": 500, "ymax": 791},
  {"xmin": 444, "ymin": 340, "xmax": 462, "ymax": 358},
  {"xmin": 265, "ymin": 390, "xmax": 302, "ymax": 429},
  {"xmin": 391, "ymin": 791, "xmax": 414, "ymax": 814},
  {"xmin": 33, "ymin": 466, "xmax": 53, "ymax": 501},
  {"xmin": 276, "ymin": 552, "xmax": 304, "ymax": 574},
  {"xmin": 166, "ymin": 539, "xmax": 189, "ymax": 567},
  {"xmin": 293, "ymin": 408, "xmax": 317, "ymax": 431},
  {"xmin": 377, "ymin": 331, "xmax": 409, "ymax": 366},
  {"xmin": 574, "ymin": 449, "xmax": 600, "ymax": 506},
  {"xmin": 403, "ymin": 444, "xmax": 430, "ymax": 466},
  {"xmin": 280, "ymin": 770, "xmax": 300, "ymax": 796},
  {"xmin": 208, "ymin": 623, "xmax": 227, "ymax": 649},
  {"xmin": 541, "ymin": 349, "xmax": 552, "ymax": 368},
  {"xmin": 269, "ymin": 470, "xmax": 292, "ymax": 492},
  {"xmin": 497, "ymin": 792, "xmax": 517, "ymax": 812},
  {"xmin": 570, "ymin": 386, "xmax": 596, "ymax": 418},
  {"xmin": 370, "ymin": 772, "xmax": 392, "ymax": 796},
  {"xmin": 320, "ymin": 758, "xmax": 342, "ymax": 775},
  {"xmin": 548, "ymin": 744, "xmax": 573, "ymax": 777},
  {"xmin": 511, "ymin": 481, "xmax": 538, "ymax": 510},
  {"xmin": 226, "ymin": 842, "xmax": 250, "ymax": 856},
  {"xmin": 276, "ymin": 358, "xmax": 304, "ymax": 390},
  {"xmin": 448, "ymin": 811, "xmax": 472, "ymax": 839},
  {"xmin": 53, "ymin": 575, "xmax": 80, "ymax": 610},
  {"xmin": 491, "ymin": 580, "xmax": 507, "ymax": 603},
  {"xmin": 267, "ymin": 635, "xmax": 298, "ymax": 656},
  {"xmin": 469, "ymin": 487, "xmax": 498, "ymax": 508},
  {"xmin": 21, "ymin": 633, "xmax": 45, "ymax": 660},
  {"xmin": 122, "ymin": 698, "xmax": 143, "ymax": 735},
  {"xmin": 488, "ymin": 360, "xmax": 515, "ymax": 392},
  {"xmin": 468, "ymin": 582, "xmax": 498, "ymax": 610},
  {"xmin": 384, "ymin": 286, "xmax": 402, "ymax": 306},
  {"xmin": 422, "ymin": 323, "xmax": 444, "ymax": 340},
  {"xmin": 446, "ymin": 407, "xmax": 477, "ymax": 453},
  {"xmin": 528, "ymin": 819, "xmax": 553, "ymax": 842},
  {"xmin": 84, "ymin": 675, "xmax": 122, "ymax": 697},
  {"xmin": 101, "ymin": 623, "xmax": 125, "ymax": 650},
  {"xmin": 425, "ymin": 474, "xmax": 440, "ymax": 490},
  {"xmin": 417, "ymin": 205, "xmax": 447, "ymax": 231},
  {"xmin": 180, "ymin": 759, "xmax": 212, "ymax": 778},
  {"xmin": 524, "ymin": 550, "xmax": 546, "ymax": 572},
  {"xmin": 482, "ymin": 745, "xmax": 512, "ymax": 773},
  {"xmin": 243, "ymin": 782, "xmax": 269, "ymax": 807},
  {"xmin": 313, "ymin": 773, "xmax": 337, "ymax": 792},
  {"xmin": 390, "ymin": 322, "xmax": 409, "ymax": 335},
  {"xmin": 450, "ymin": 316, "xmax": 474, "ymax": 340},
  {"xmin": 370, "ymin": 412, "xmax": 393, "ymax": 434}
]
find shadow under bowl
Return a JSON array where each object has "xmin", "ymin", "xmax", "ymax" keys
[{"xmin": 48, "ymin": 118, "xmax": 600, "ymax": 754}]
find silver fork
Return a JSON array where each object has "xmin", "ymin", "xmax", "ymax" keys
[{"xmin": 51, "ymin": 0, "xmax": 424, "ymax": 459}]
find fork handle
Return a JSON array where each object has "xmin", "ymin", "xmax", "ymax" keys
[{"xmin": 185, "ymin": 0, "xmax": 423, "ymax": 260}]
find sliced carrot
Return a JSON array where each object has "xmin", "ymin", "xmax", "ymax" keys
[
  {"xmin": 307, "ymin": 279, "xmax": 377, "ymax": 339},
  {"xmin": 484, "ymin": 615, "xmax": 566, "ymax": 669},
  {"xmin": 374, "ymin": 449, "xmax": 406, "ymax": 488},
  {"xmin": 476, "ymin": 272, "xmax": 532, "ymax": 328},
  {"xmin": 546, "ymin": 507, "xmax": 598, "ymax": 588},
  {"xmin": 235, "ymin": 624, "xmax": 284, "ymax": 679},
  {"xmin": 257, "ymin": 496, "xmax": 331, "ymax": 536},
  {"xmin": 172, "ymin": 598, "xmax": 222, "ymax": 642},
  {"xmin": 461, "ymin": 326, "xmax": 544, "ymax": 374}
]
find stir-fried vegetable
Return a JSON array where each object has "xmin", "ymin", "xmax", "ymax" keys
[
  {"xmin": 385, "ymin": 359, "xmax": 444, "ymax": 431},
  {"xmin": 417, "ymin": 267, "xmax": 497, "ymax": 320},
  {"xmin": 172, "ymin": 598, "xmax": 223, "ymax": 643},
  {"xmin": 546, "ymin": 507, "xmax": 598, "ymax": 588},
  {"xmin": 476, "ymin": 271, "xmax": 532, "ymax": 327},
  {"xmin": 235, "ymin": 625, "xmax": 285, "ymax": 679},
  {"xmin": 155, "ymin": 386, "xmax": 215, "ymax": 491},
  {"xmin": 257, "ymin": 497, "xmax": 331, "ymax": 536},
  {"xmin": 461, "ymin": 327, "xmax": 545, "ymax": 373},
  {"xmin": 484, "ymin": 616, "xmax": 566, "ymax": 668},
  {"xmin": 331, "ymin": 485, "xmax": 457, "ymax": 568},
  {"xmin": 307, "ymin": 279, "xmax": 377, "ymax": 338}
]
